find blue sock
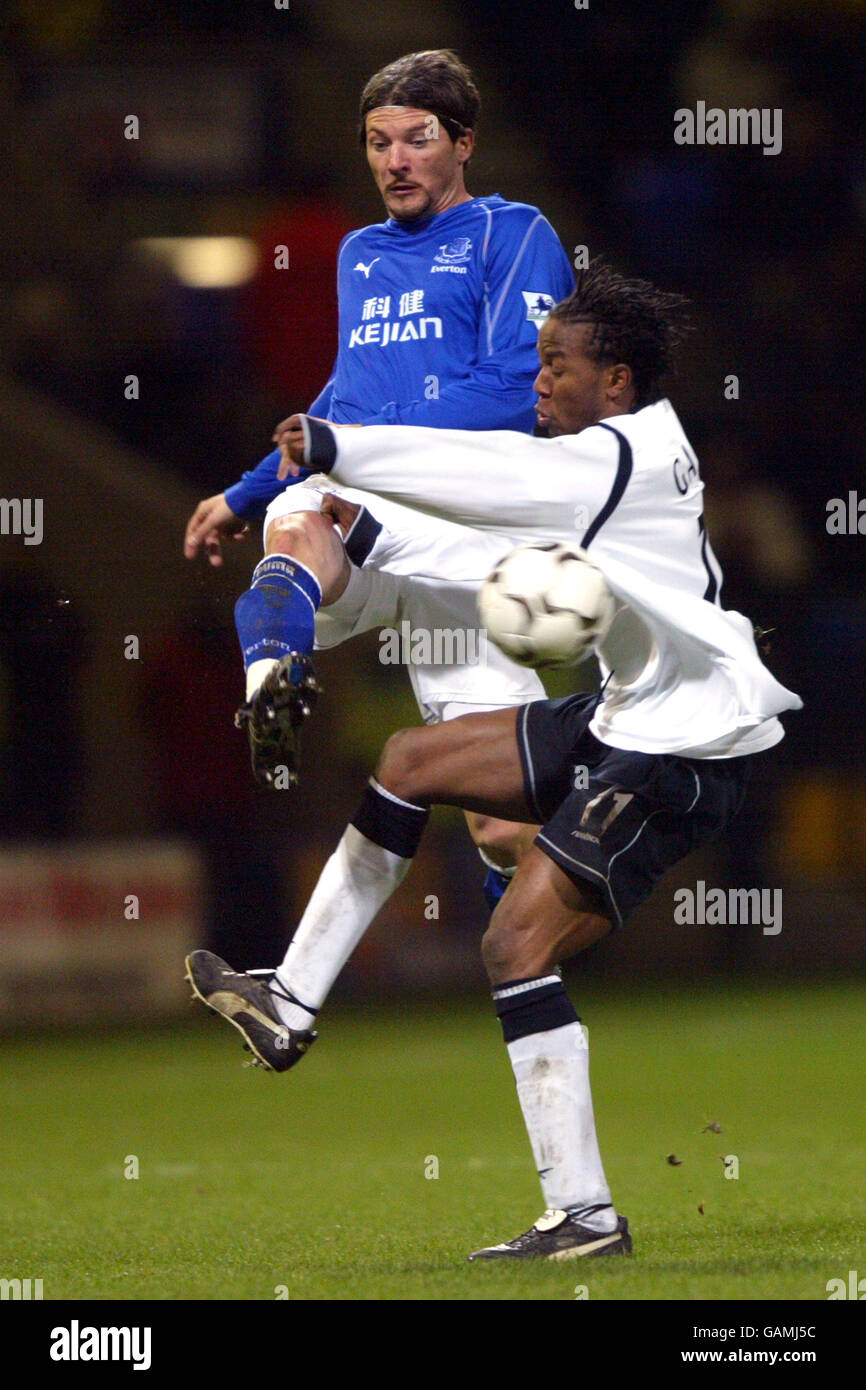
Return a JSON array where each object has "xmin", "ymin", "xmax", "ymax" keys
[
  {"xmin": 234, "ymin": 555, "xmax": 321, "ymax": 671},
  {"xmin": 483, "ymin": 867, "xmax": 511, "ymax": 913}
]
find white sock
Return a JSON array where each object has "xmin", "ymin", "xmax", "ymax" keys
[
  {"xmin": 245, "ymin": 657, "xmax": 278, "ymax": 701},
  {"xmin": 507, "ymin": 1022, "xmax": 617, "ymax": 1232},
  {"xmin": 271, "ymin": 824, "xmax": 412, "ymax": 1031}
]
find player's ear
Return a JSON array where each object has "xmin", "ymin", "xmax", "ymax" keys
[
  {"xmin": 607, "ymin": 362, "xmax": 632, "ymax": 403},
  {"xmin": 456, "ymin": 129, "xmax": 475, "ymax": 165}
]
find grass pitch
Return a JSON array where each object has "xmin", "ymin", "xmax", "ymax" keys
[{"xmin": 1, "ymin": 979, "xmax": 863, "ymax": 1301}]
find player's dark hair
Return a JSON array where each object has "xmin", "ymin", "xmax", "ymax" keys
[
  {"xmin": 550, "ymin": 259, "xmax": 691, "ymax": 409},
  {"xmin": 358, "ymin": 50, "xmax": 480, "ymax": 149}
]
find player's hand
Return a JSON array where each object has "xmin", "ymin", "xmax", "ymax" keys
[
  {"xmin": 183, "ymin": 493, "xmax": 249, "ymax": 567},
  {"xmin": 320, "ymin": 492, "xmax": 362, "ymax": 535},
  {"xmin": 273, "ymin": 414, "xmax": 308, "ymax": 482},
  {"xmin": 273, "ymin": 414, "xmax": 363, "ymax": 482}
]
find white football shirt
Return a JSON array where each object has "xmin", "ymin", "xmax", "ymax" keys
[{"xmin": 322, "ymin": 401, "xmax": 803, "ymax": 757}]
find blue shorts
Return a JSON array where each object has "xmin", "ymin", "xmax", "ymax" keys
[{"xmin": 516, "ymin": 695, "xmax": 752, "ymax": 927}]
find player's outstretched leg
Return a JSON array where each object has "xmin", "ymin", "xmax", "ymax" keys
[
  {"xmin": 185, "ymin": 950, "xmax": 318, "ymax": 1071},
  {"xmin": 187, "ymin": 709, "xmax": 525, "ymax": 1068},
  {"xmin": 233, "ymin": 503, "xmax": 352, "ymax": 786},
  {"xmin": 184, "ymin": 779, "xmax": 431, "ymax": 1067}
]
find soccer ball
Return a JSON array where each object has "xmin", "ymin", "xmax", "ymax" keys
[{"xmin": 478, "ymin": 542, "xmax": 617, "ymax": 668}]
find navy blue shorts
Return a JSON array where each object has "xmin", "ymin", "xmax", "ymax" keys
[{"xmin": 516, "ymin": 695, "xmax": 751, "ymax": 927}]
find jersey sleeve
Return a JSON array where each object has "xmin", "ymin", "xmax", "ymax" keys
[
  {"xmin": 224, "ymin": 448, "xmax": 311, "ymax": 519},
  {"xmin": 359, "ymin": 213, "xmax": 574, "ymax": 431},
  {"xmin": 224, "ymin": 448, "xmax": 285, "ymax": 519},
  {"xmin": 327, "ymin": 421, "xmax": 622, "ymax": 539},
  {"xmin": 306, "ymin": 359, "xmax": 337, "ymax": 420}
]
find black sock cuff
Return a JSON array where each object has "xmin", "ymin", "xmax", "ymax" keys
[
  {"xmin": 350, "ymin": 777, "xmax": 429, "ymax": 858},
  {"xmin": 343, "ymin": 506, "xmax": 383, "ymax": 566},
  {"xmin": 299, "ymin": 414, "xmax": 338, "ymax": 472},
  {"xmin": 494, "ymin": 977, "xmax": 578, "ymax": 1043}
]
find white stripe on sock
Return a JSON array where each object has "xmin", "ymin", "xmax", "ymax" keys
[
  {"xmin": 369, "ymin": 775, "xmax": 427, "ymax": 814},
  {"xmin": 492, "ymin": 974, "xmax": 561, "ymax": 1001}
]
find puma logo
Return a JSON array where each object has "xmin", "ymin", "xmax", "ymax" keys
[{"xmin": 353, "ymin": 258, "xmax": 380, "ymax": 278}]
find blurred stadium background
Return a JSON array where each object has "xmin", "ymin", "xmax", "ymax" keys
[{"xmin": 1, "ymin": 0, "xmax": 864, "ymax": 1030}]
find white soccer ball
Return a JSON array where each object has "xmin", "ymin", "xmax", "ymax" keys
[{"xmin": 478, "ymin": 542, "xmax": 617, "ymax": 668}]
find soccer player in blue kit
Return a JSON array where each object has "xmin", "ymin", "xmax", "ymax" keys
[{"xmin": 184, "ymin": 49, "xmax": 574, "ymax": 900}]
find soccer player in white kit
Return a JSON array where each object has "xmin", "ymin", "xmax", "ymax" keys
[{"xmin": 187, "ymin": 262, "xmax": 802, "ymax": 1261}]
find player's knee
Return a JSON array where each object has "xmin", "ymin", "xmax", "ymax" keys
[
  {"xmin": 480, "ymin": 905, "xmax": 608, "ymax": 984},
  {"xmin": 376, "ymin": 727, "xmax": 434, "ymax": 804},
  {"xmin": 265, "ymin": 509, "xmax": 330, "ymax": 556},
  {"xmin": 468, "ymin": 814, "xmax": 526, "ymax": 868},
  {"xmin": 480, "ymin": 917, "xmax": 512, "ymax": 981},
  {"xmin": 481, "ymin": 918, "xmax": 544, "ymax": 982},
  {"xmin": 265, "ymin": 511, "xmax": 349, "ymax": 604},
  {"xmin": 481, "ymin": 913, "xmax": 548, "ymax": 983}
]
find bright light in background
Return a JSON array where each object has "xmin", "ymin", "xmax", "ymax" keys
[{"xmin": 134, "ymin": 237, "xmax": 259, "ymax": 288}]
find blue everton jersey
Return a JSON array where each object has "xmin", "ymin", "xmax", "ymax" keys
[{"xmin": 226, "ymin": 195, "xmax": 573, "ymax": 518}]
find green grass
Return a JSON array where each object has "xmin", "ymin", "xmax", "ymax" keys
[{"xmin": 1, "ymin": 979, "xmax": 863, "ymax": 1300}]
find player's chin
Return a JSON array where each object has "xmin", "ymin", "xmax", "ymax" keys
[
  {"xmin": 386, "ymin": 193, "xmax": 431, "ymax": 222},
  {"xmin": 534, "ymin": 414, "xmax": 560, "ymax": 438}
]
